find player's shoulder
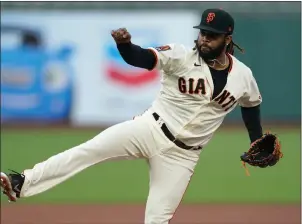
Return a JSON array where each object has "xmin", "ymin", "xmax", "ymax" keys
[
  {"xmin": 150, "ymin": 43, "xmax": 190, "ymax": 58},
  {"xmin": 230, "ymin": 54, "xmax": 253, "ymax": 77}
]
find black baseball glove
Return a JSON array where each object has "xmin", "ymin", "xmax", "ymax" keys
[{"xmin": 240, "ymin": 132, "xmax": 283, "ymax": 175}]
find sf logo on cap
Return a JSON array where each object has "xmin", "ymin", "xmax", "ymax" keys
[{"xmin": 206, "ymin": 13, "xmax": 215, "ymax": 23}]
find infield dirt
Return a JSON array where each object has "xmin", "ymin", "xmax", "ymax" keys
[{"xmin": 1, "ymin": 204, "xmax": 300, "ymax": 224}]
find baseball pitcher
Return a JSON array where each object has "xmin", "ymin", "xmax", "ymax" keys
[{"xmin": 1, "ymin": 9, "xmax": 282, "ymax": 224}]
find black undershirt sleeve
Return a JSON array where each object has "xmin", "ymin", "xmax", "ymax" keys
[
  {"xmin": 116, "ymin": 42, "xmax": 156, "ymax": 70},
  {"xmin": 241, "ymin": 105, "xmax": 263, "ymax": 143}
]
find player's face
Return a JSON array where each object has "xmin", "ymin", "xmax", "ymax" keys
[{"xmin": 196, "ymin": 30, "xmax": 230, "ymax": 61}]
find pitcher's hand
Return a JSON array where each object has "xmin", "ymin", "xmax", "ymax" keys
[{"xmin": 111, "ymin": 28, "xmax": 131, "ymax": 44}]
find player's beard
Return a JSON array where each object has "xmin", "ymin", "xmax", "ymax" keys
[{"xmin": 197, "ymin": 40, "xmax": 226, "ymax": 62}]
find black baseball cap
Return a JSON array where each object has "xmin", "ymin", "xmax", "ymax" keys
[{"xmin": 193, "ymin": 8, "xmax": 234, "ymax": 34}]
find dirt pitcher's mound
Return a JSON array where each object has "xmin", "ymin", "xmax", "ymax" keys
[{"xmin": 1, "ymin": 204, "xmax": 300, "ymax": 224}]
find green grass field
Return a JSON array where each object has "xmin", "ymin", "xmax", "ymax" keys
[{"xmin": 1, "ymin": 127, "xmax": 300, "ymax": 204}]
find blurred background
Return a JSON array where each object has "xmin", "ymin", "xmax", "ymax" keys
[{"xmin": 1, "ymin": 1, "xmax": 301, "ymax": 224}]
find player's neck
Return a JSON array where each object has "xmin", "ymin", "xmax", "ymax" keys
[{"xmin": 206, "ymin": 53, "xmax": 229, "ymax": 71}]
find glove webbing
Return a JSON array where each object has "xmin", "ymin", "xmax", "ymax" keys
[{"xmin": 241, "ymin": 131, "xmax": 283, "ymax": 176}]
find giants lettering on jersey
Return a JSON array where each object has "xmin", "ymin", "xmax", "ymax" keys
[
  {"xmin": 214, "ymin": 90, "xmax": 237, "ymax": 111},
  {"xmin": 178, "ymin": 77, "xmax": 237, "ymax": 112},
  {"xmin": 178, "ymin": 77, "xmax": 206, "ymax": 95}
]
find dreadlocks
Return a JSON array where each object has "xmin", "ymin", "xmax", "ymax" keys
[
  {"xmin": 226, "ymin": 40, "xmax": 244, "ymax": 55},
  {"xmin": 193, "ymin": 39, "xmax": 244, "ymax": 56}
]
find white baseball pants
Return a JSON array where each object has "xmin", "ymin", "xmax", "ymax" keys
[{"xmin": 20, "ymin": 109, "xmax": 201, "ymax": 224}]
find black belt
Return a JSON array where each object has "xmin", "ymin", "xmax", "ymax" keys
[{"xmin": 152, "ymin": 112, "xmax": 202, "ymax": 151}]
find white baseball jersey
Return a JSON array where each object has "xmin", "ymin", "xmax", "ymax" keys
[
  {"xmin": 148, "ymin": 43, "xmax": 262, "ymax": 147},
  {"xmin": 11, "ymin": 43, "xmax": 264, "ymax": 224}
]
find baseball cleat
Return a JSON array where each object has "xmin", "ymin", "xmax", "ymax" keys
[{"xmin": 1, "ymin": 170, "xmax": 25, "ymax": 202}]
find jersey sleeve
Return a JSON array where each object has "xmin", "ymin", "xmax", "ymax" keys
[
  {"xmin": 238, "ymin": 69, "xmax": 262, "ymax": 108},
  {"xmin": 147, "ymin": 43, "xmax": 186, "ymax": 74}
]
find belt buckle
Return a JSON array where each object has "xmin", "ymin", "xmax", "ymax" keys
[{"xmin": 156, "ymin": 117, "xmax": 165, "ymax": 127}]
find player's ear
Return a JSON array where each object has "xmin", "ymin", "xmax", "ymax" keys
[
  {"xmin": 196, "ymin": 32, "xmax": 201, "ymax": 41},
  {"xmin": 225, "ymin": 35, "xmax": 232, "ymax": 46}
]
